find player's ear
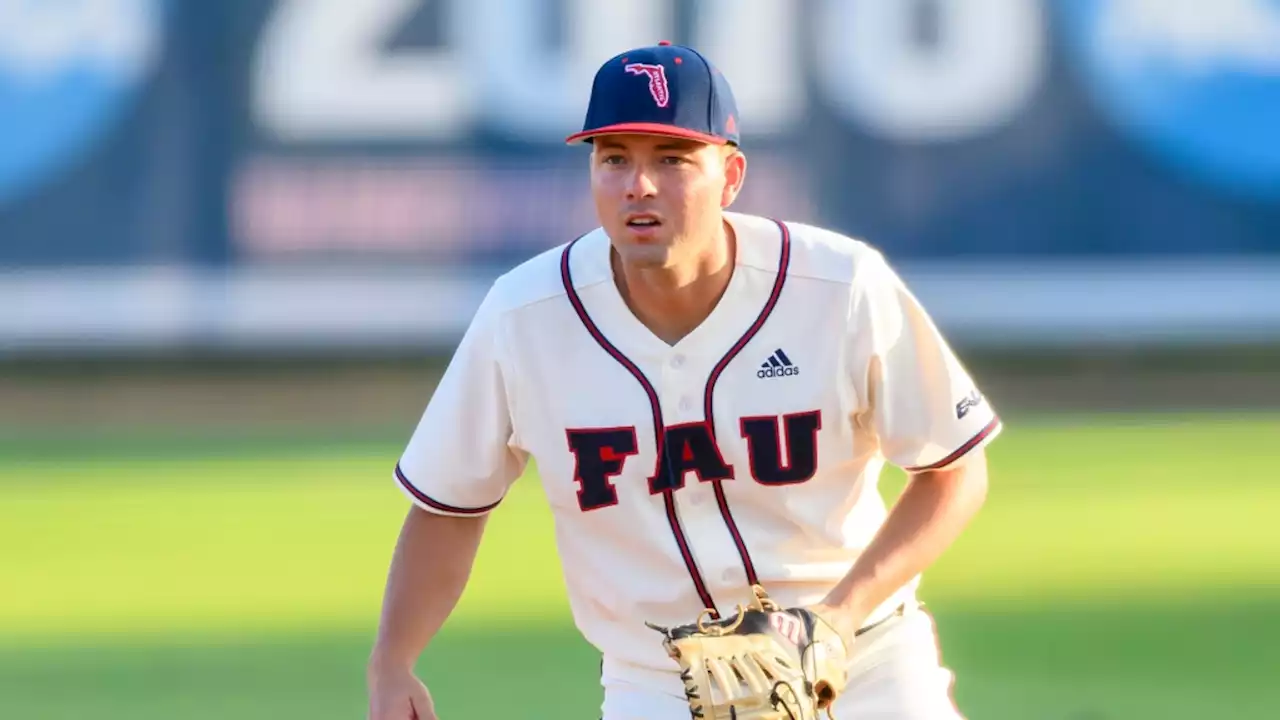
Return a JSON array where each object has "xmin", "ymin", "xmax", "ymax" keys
[{"xmin": 720, "ymin": 145, "xmax": 746, "ymax": 209}]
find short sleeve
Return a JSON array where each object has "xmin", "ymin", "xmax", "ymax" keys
[
  {"xmin": 849, "ymin": 251, "xmax": 1002, "ymax": 472},
  {"xmin": 394, "ymin": 286, "xmax": 529, "ymax": 516}
]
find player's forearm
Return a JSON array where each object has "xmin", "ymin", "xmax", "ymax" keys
[
  {"xmin": 368, "ymin": 507, "xmax": 487, "ymax": 674},
  {"xmin": 823, "ymin": 451, "xmax": 989, "ymax": 625}
]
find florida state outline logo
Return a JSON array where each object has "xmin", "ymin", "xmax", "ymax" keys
[{"xmin": 624, "ymin": 63, "xmax": 670, "ymax": 108}]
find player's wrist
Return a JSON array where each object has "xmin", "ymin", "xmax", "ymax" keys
[
  {"xmin": 366, "ymin": 647, "xmax": 419, "ymax": 680},
  {"xmin": 807, "ymin": 600, "xmax": 861, "ymax": 647},
  {"xmin": 820, "ymin": 578, "xmax": 874, "ymax": 619}
]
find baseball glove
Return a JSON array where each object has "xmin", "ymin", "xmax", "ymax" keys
[{"xmin": 645, "ymin": 585, "xmax": 849, "ymax": 719}]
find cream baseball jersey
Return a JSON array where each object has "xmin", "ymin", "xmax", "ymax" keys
[{"xmin": 394, "ymin": 211, "xmax": 1001, "ymax": 685}]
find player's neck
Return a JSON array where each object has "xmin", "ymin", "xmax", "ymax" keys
[{"xmin": 614, "ymin": 222, "xmax": 736, "ymax": 346}]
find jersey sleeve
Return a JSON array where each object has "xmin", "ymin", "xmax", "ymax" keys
[
  {"xmin": 849, "ymin": 251, "xmax": 1002, "ymax": 472},
  {"xmin": 394, "ymin": 285, "xmax": 529, "ymax": 516}
]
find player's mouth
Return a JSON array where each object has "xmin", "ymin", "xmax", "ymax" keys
[{"xmin": 624, "ymin": 213, "xmax": 663, "ymax": 238}]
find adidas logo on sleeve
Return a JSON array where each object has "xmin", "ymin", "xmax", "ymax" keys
[{"xmin": 757, "ymin": 349, "xmax": 799, "ymax": 378}]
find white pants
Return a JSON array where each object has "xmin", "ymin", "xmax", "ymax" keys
[{"xmin": 601, "ymin": 602, "xmax": 964, "ymax": 719}]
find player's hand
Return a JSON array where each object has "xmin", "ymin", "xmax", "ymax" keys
[{"xmin": 367, "ymin": 667, "xmax": 436, "ymax": 720}]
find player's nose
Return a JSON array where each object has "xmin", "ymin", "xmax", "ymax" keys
[{"xmin": 623, "ymin": 165, "xmax": 659, "ymax": 200}]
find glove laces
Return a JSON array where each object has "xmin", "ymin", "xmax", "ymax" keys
[
  {"xmin": 769, "ymin": 679, "xmax": 839, "ymax": 720},
  {"xmin": 694, "ymin": 585, "xmax": 782, "ymax": 635}
]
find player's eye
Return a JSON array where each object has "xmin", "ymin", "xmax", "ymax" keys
[
  {"xmin": 600, "ymin": 154, "xmax": 625, "ymax": 165},
  {"xmin": 661, "ymin": 155, "xmax": 687, "ymax": 165}
]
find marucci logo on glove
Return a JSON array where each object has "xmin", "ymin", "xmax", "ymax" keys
[{"xmin": 770, "ymin": 612, "xmax": 802, "ymax": 644}]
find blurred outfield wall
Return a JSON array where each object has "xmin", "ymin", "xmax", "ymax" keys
[{"xmin": 2, "ymin": 0, "xmax": 1280, "ymax": 359}]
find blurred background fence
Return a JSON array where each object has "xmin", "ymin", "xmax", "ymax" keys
[{"xmin": 2, "ymin": 2, "xmax": 1279, "ymax": 719}]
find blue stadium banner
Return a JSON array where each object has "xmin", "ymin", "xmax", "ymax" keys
[{"xmin": 2, "ymin": 0, "xmax": 1279, "ymax": 269}]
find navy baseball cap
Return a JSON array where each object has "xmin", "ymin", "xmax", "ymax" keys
[{"xmin": 566, "ymin": 41, "xmax": 740, "ymax": 146}]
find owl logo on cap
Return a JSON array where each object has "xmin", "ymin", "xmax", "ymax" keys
[{"xmin": 624, "ymin": 63, "xmax": 670, "ymax": 108}]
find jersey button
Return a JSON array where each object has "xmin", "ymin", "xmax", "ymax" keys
[
  {"xmin": 679, "ymin": 396, "xmax": 693, "ymax": 412},
  {"xmin": 670, "ymin": 354, "xmax": 685, "ymax": 369}
]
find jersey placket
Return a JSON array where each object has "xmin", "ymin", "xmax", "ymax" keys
[
  {"xmin": 649, "ymin": 218, "xmax": 792, "ymax": 615},
  {"xmin": 658, "ymin": 350, "xmax": 749, "ymax": 613}
]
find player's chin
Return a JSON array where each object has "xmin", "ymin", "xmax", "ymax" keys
[{"xmin": 615, "ymin": 242, "xmax": 674, "ymax": 268}]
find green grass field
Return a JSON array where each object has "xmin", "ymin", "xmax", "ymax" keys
[{"xmin": 2, "ymin": 413, "xmax": 1278, "ymax": 719}]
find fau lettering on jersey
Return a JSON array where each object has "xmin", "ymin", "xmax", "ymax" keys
[
  {"xmin": 650, "ymin": 421, "xmax": 735, "ymax": 493},
  {"xmin": 564, "ymin": 427, "xmax": 638, "ymax": 511},
  {"xmin": 739, "ymin": 411, "xmax": 821, "ymax": 485},
  {"xmin": 566, "ymin": 412, "xmax": 823, "ymax": 512}
]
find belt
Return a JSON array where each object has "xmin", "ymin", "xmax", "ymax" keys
[{"xmin": 853, "ymin": 601, "xmax": 911, "ymax": 638}]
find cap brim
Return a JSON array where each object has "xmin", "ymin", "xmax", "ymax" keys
[{"xmin": 565, "ymin": 122, "xmax": 729, "ymax": 146}]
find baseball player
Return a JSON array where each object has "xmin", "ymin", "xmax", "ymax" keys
[{"xmin": 368, "ymin": 41, "xmax": 1000, "ymax": 720}]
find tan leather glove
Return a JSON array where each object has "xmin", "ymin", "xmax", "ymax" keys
[{"xmin": 645, "ymin": 585, "xmax": 849, "ymax": 719}]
